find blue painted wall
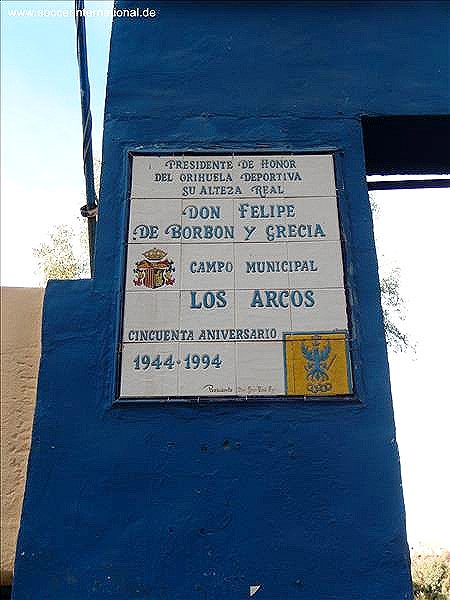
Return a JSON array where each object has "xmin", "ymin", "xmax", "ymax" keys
[{"xmin": 13, "ymin": 2, "xmax": 449, "ymax": 598}]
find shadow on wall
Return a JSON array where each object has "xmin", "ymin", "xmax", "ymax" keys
[
  {"xmin": 0, "ymin": 586, "xmax": 12, "ymax": 600},
  {"xmin": 0, "ymin": 288, "xmax": 44, "ymax": 588}
]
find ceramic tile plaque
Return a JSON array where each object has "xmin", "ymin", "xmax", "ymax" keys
[{"xmin": 118, "ymin": 153, "xmax": 353, "ymax": 400}]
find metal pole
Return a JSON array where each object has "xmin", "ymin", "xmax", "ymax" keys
[{"xmin": 75, "ymin": 0, "xmax": 97, "ymax": 275}]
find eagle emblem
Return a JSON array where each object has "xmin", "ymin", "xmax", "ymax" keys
[
  {"xmin": 301, "ymin": 336, "xmax": 336, "ymax": 381},
  {"xmin": 133, "ymin": 248, "xmax": 175, "ymax": 289}
]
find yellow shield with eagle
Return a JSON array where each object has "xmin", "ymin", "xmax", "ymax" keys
[{"xmin": 284, "ymin": 332, "xmax": 353, "ymax": 396}]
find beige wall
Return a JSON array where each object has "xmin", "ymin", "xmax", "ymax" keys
[{"xmin": 1, "ymin": 287, "xmax": 44, "ymax": 586}]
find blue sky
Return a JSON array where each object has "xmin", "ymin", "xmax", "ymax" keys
[
  {"xmin": 1, "ymin": 1, "xmax": 112, "ymax": 281},
  {"xmin": 1, "ymin": 0, "xmax": 449, "ymax": 552}
]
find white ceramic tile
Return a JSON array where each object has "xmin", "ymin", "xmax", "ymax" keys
[
  {"xmin": 290, "ymin": 288, "xmax": 349, "ymax": 332},
  {"xmin": 234, "ymin": 218, "xmax": 284, "ymax": 243},
  {"xmin": 286, "ymin": 241, "xmax": 344, "ymax": 289},
  {"xmin": 128, "ymin": 198, "xmax": 182, "ymax": 245},
  {"xmin": 130, "ymin": 156, "xmax": 155, "ymax": 199},
  {"xmin": 235, "ymin": 290, "xmax": 291, "ymax": 340},
  {"xmin": 236, "ymin": 341, "xmax": 285, "ymax": 396},
  {"xmin": 234, "ymin": 196, "xmax": 341, "ymax": 244},
  {"xmin": 130, "ymin": 154, "xmax": 335, "ymax": 199},
  {"xmin": 178, "ymin": 342, "xmax": 236, "ymax": 397},
  {"xmin": 122, "ymin": 290, "xmax": 181, "ymax": 341},
  {"xmin": 179, "ymin": 197, "xmax": 235, "ymax": 244},
  {"xmin": 120, "ymin": 342, "xmax": 180, "ymax": 398},
  {"xmin": 180, "ymin": 243, "xmax": 235, "ymax": 290},
  {"xmin": 286, "ymin": 196, "xmax": 341, "ymax": 241},
  {"xmin": 131, "ymin": 155, "xmax": 236, "ymax": 199},
  {"xmin": 236, "ymin": 154, "xmax": 336, "ymax": 198},
  {"xmin": 234, "ymin": 196, "xmax": 288, "ymax": 243},
  {"xmin": 125, "ymin": 244, "xmax": 181, "ymax": 291},
  {"xmin": 179, "ymin": 289, "xmax": 235, "ymax": 333},
  {"xmin": 234, "ymin": 242, "xmax": 290, "ymax": 289}
]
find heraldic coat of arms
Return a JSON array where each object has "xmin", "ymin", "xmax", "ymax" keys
[
  {"xmin": 301, "ymin": 336, "xmax": 336, "ymax": 382},
  {"xmin": 133, "ymin": 248, "xmax": 175, "ymax": 289}
]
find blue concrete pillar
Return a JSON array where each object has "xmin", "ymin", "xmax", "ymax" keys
[{"xmin": 14, "ymin": 2, "xmax": 449, "ymax": 598}]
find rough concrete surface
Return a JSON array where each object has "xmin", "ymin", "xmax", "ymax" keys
[{"xmin": 1, "ymin": 287, "xmax": 44, "ymax": 586}]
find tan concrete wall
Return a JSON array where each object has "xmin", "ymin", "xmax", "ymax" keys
[{"xmin": 1, "ymin": 287, "xmax": 44, "ymax": 586}]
